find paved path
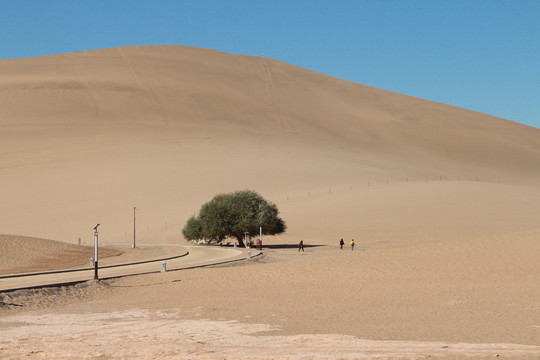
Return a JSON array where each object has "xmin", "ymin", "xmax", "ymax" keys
[{"xmin": 0, "ymin": 246, "xmax": 258, "ymax": 292}]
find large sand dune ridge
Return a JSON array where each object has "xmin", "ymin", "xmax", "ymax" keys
[{"xmin": 1, "ymin": 45, "xmax": 539, "ymax": 244}]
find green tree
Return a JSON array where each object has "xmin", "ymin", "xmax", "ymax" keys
[{"xmin": 182, "ymin": 190, "xmax": 286, "ymax": 246}]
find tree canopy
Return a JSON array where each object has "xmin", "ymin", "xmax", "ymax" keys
[{"xmin": 182, "ymin": 190, "xmax": 286, "ymax": 246}]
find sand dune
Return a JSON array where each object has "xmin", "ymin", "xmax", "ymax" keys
[
  {"xmin": 1, "ymin": 45, "xmax": 539, "ymax": 244},
  {"xmin": 0, "ymin": 234, "xmax": 189, "ymax": 275},
  {"xmin": 1, "ymin": 46, "xmax": 539, "ymax": 358},
  {"xmin": 0, "ymin": 234, "xmax": 123, "ymax": 274}
]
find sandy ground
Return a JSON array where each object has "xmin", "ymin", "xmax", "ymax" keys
[
  {"xmin": 1, "ymin": 310, "xmax": 538, "ymax": 359},
  {"xmin": 1, "ymin": 46, "xmax": 539, "ymax": 359},
  {"xmin": 1, "ymin": 229, "xmax": 539, "ymax": 359}
]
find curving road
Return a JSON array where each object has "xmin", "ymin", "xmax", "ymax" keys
[{"xmin": 0, "ymin": 246, "xmax": 257, "ymax": 292}]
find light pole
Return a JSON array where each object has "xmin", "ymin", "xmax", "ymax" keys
[
  {"xmin": 133, "ymin": 207, "xmax": 138, "ymax": 248},
  {"xmin": 93, "ymin": 224, "xmax": 99, "ymax": 280}
]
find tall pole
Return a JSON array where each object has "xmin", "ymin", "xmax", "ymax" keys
[
  {"xmin": 133, "ymin": 207, "xmax": 138, "ymax": 248},
  {"xmin": 93, "ymin": 224, "xmax": 99, "ymax": 280}
]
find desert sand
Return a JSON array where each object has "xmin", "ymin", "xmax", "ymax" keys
[
  {"xmin": 1, "ymin": 46, "xmax": 539, "ymax": 359},
  {"xmin": 0, "ymin": 234, "xmax": 127, "ymax": 275}
]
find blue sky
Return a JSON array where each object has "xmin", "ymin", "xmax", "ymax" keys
[{"xmin": 1, "ymin": 0, "xmax": 538, "ymax": 128}]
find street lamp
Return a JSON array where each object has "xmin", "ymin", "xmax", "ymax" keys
[
  {"xmin": 92, "ymin": 224, "xmax": 100, "ymax": 280},
  {"xmin": 133, "ymin": 207, "xmax": 138, "ymax": 248}
]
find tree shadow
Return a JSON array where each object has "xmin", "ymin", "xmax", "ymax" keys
[{"xmin": 262, "ymin": 244, "xmax": 327, "ymax": 249}]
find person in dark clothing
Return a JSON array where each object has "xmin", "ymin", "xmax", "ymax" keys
[
  {"xmin": 298, "ymin": 240, "xmax": 304, "ymax": 252},
  {"xmin": 339, "ymin": 238, "xmax": 344, "ymax": 249}
]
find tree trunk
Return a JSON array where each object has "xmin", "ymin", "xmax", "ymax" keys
[{"xmin": 236, "ymin": 236, "xmax": 245, "ymax": 248}]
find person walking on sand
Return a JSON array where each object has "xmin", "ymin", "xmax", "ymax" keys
[
  {"xmin": 340, "ymin": 238, "xmax": 344, "ymax": 250},
  {"xmin": 298, "ymin": 240, "xmax": 304, "ymax": 252},
  {"xmin": 351, "ymin": 239, "xmax": 355, "ymax": 251}
]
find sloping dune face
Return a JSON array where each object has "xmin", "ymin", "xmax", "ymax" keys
[{"xmin": 1, "ymin": 45, "xmax": 539, "ymax": 244}]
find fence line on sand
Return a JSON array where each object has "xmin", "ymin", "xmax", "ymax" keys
[{"xmin": 283, "ymin": 175, "xmax": 503, "ymax": 202}]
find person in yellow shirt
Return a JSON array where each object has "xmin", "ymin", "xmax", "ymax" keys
[{"xmin": 350, "ymin": 239, "xmax": 355, "ymax": 251}]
